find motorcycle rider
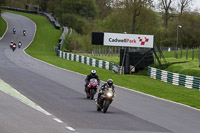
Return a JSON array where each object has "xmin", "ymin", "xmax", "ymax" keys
[
  {"xmin": 85, "ymin": 70, "xmax": 100, "ymax": 91},
  {"xmin": 18, "ymin": 41, "xmax": 22, "ymax": 48},
  {"xmin": 12, "ymin": 43, "xmax": 17, "ymax": 51},
  {"xmin": 10, "ymin": 41, "xmax": 14, "ymax": 48},
  {"xmin": 13, "ymin": 28, "xmax": 16, "ymax": 34},
  {"xmin": 23, "ymin": 29, "xmax": 26, "ymax": 36},
  {"xmin": 97, "ymin": 79, "xmax": 115, "ymax": 104}
]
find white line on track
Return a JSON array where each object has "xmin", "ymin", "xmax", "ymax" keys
[
  {"xmin": 53, "ymin": 118, "xmax": 63, "ymax": 123},
  {"xmin": 0, "ymin": 78, "xmax": 52, "ymax": 116},
  {"xmin": 66, "ymin": 126, "xmax": 75, "ymax": 131}
]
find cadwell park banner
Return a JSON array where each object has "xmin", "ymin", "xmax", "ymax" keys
[
  {"xmin": 92, "ymin": 32, "xmax": 154, "ymax": 48},
  {"xmin": 104, "ymin": 33, "xmax": 154, "ymax": 48}
]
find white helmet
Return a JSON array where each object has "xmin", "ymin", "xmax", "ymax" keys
[{"xmin": 91, "ymin": 70, "xmax": 96, "ymax": 75}]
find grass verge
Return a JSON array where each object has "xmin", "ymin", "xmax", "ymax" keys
[
  {"xmin": 6, "ymin": 10, "xmax": 200, "ymax": 109},
  {"xmin": 0, "ymin": 15, "xmax": 7, "ymax": 38}
]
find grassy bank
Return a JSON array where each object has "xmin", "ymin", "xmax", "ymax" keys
[
  {"xmin": 0, "ymin": 15, "xmax": 7, "ymax": 38},
  {"xmin": 87, "ymin": 49, "xmax": 200, "ymax": 77},
  {"xmin": 6, "ymin": 10, "xmax": 200, "ymax": 109}
]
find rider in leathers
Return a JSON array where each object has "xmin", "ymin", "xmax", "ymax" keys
[
  {"xmin": 97, "ymin": 79, "xmax": 115, "ymax": 104},
  {"xmin": 85, "ymin": 70, "xmax": 100, "ymax": 91}
]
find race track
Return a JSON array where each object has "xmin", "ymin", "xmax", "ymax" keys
[{"xmin": 0, "ymin": 12, "xmax": 200, "ymax": 133}]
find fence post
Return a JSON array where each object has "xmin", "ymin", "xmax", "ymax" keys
[
  {"xmin": 118, "ymin": 47, "xmax": 120, "ymax": 57},
  {"xmin": 109, "ymin": 47, "xmax": 111, "ymax": 56},
  {"xmin": 199, "ymin": 47, "xmax": 200, "ymax": 67},
  {"xmin": 92, "ymin": 49, "xmax": 94, "ymax": 56},
  {"xmin": 105, "ymin": 47, "xmax": 107, "ymax": 56},
  {"xmin": 192, "ymin": 48, "xmax": 194, "ymax": 60},
  {"xmin": 111, "ymin": 47, "xmax": 113, "ymax": 56},
  {"xmin": 186, "ymin": 47, "xmax": 188, "ymax": 60},
  {"xmin": 180, "ymin": 46, "xmax": 182, "ymax": 58},
  {"xmin": 174, "ymin": 46, "xmax": 176, "ymax": 58},
  {"xmin": 108, "ymin": 47, "xmax": 110, "ymax": 56},
  {"xmin": 115, "ymin": 47, "xmax": 117, "ymax": 56}
]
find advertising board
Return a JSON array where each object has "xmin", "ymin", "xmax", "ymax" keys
[{"xmin": 104, "ymin": 33, "xmax": 154, "ymax": 48}]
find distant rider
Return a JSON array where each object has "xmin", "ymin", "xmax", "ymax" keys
[
  {"xmin": 23, "ymin": 29, "xmax": 26, "ymax": 36},
  {"xmin": 13, "ymin": 28, "xmax": 16, "ymax": 34},
  {"xmin": 85, "ymin": 70, "xmax": 100, "ymax": 91},
  {"xmin": 12, "ymin": 43, "xmax": 17, "ymax": 51},
  {"xmin": 18, "ymin": 41, "xmax": 22, "ymax": 48},
  {"xmin": 10, "ymin": 41, "xmax": 14, "ymax": 48}
]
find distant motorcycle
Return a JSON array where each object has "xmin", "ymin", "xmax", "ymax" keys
[
  {"xmin": 96, "ymin": 87, "xmax": 115, "ymax": 113},
  {"xmin": 23, "ymin": 30, "xmax": 26, "ymax": 36},
  {"xmin": 18, "ymin": 41, "xmax": 22, "ymax": 48},
  {"xmin": 13, "ymin": 28, "xmax": 16, "ymax": 34},
  {"xmin": 85, "ymin": 78, "xmax": 98, "ymax": 100},
  {"xmin": 10, "ymin": 41, "xmax": 14, "ymax": 49},
  {"xmin": 12, "ymin": 44, "xmax": 16, "ymax": 52}
]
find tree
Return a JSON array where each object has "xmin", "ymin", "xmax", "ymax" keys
[
  {"xmin": 159, "ymin": 0, "xmax": 174, "ymax": 28},
  {"xmin": 115, "ymin": 0, "xmax": 153, "ymax": 33},
  {"xmin": 96, "ymin": 0, "xmax": 113, "ymax": 19},
  {"xmin": 0, "ymin": 0, "xmax": 7, "ymax": 16},
  {"xmin": 60, "ymin": 0, "xmax": 98, "ymax": 19},
  {"xmin": 101, "ymin": 9, "xmax": 132, "ymax": 33},
  {"xmin": 178, "ymin": 0, "xmax": 192, "ymax": 14},
  {"xmin": 178, "ymin": 12, "xmax": 200, "ymax": 48},
  {"xmin": 101, "ymin": 2, "xmax": 158, "ymax": 35}
]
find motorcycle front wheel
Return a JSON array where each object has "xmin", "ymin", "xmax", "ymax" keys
[
  {"xmin": 90, "ymin": 89, "xmax": 95, "ymax": 100},
  {"xmin": 103, "ymin": 100, "xmax": 110, "ymax": 113},
  {"xmin": 97, "ymin": 106, "xmax": 101, "ymax": 111}
]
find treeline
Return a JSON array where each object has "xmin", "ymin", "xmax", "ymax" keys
[{"xmin": 1, "ymin": 0, "xmax": 200, "ymax": 52}]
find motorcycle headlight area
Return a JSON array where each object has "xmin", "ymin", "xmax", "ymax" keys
[{"xmin": 106, "ymin": 92, "xmax": 113, "ymax": 97}]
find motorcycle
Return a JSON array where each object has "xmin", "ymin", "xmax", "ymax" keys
[
  {"xmin": 12, "ymin": 44, "xmax": 16, "ymax": 52},
  {"xmin": 96, "ymin": 87, "xmax": 115, "ymax": 113},
  {"xmin": 85, "ymin": 78, "xmax": 98, "ymax": 100},
  {"xmin": 23, "ymin": 30, "xmax": 26, "ymax": 36},
  {"xmin": 18, "ymin": 42, "xmax": 22, "ymax": 48},
  {"xmin": 13, "ymin": 28, "xmax": 16, "ymax": 34},
  {"xmin": 10, "ymin": 41, "xmax": 14, "ymax": 49}
]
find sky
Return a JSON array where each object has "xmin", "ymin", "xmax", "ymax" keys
[
  {"xmin": 154, "ymin": 0, "xmax": 200, "ymax": 12},
  {"xmin": 191, "ymin": 0, "xmax": 200, "ymax": 11}
]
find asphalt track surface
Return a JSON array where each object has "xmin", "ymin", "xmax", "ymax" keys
[{"xmin": 0, "ymin": 12, "xmax": 200, "ymax": 133}]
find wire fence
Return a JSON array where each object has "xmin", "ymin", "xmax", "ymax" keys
[{"xmin": 88, "ymin": 46, "xmax": 200, "ymax": 60}]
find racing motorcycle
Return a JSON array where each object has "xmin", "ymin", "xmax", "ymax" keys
[
  {"xmin": 13, "ymin": 28, "xmax": 16, "ymax": 34},
  {"xmin": 96, "ymin": 87, "xmax": 115, "ymax": 113},
  {"xmin": 18, "ymin": 42, "xmax": 22, "ymax": 48},
  {"xmin": 85, "ymin": 78, "xmax": 98, "ymax": 100},
  {"xmin": 12, "ymin": 44, "xmax": 16, "ymax": 52},
  {"xmin": 10, "ymin": 41, "xmax": 14, "ymax": 49},
  {"xmin": 23, "ymin": 30, "xmax": 26, "ymax": 36}
]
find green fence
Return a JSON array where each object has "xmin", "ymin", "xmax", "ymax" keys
[
  {"xmin": 57, "ymin": 50, "xmax": 120, "ymax": 74},
  {"xmin": 148, "ymin": 66, "xmax": 200, "ymax": 90}
]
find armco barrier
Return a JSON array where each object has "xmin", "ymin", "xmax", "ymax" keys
[
  {"xmin": 39, "ymin": 12, "xmax": 60, "ymax": 29},
  {"xmin": 58, "ymin": 26, "xmax": 68, "ymax": 50},
  {"xmin": 148, "ymin": 66, "xmax": 200, "ymax": 90},
  {"xmin": 2, "ymin": 6, "xmax": 60, "ymax": 29},
  {"xmin": 57, "ymin": 50, "xmax": 120, "ymax": 74},
  {"xmin": 2, "ymin": 6, "xmax": 37, "ymax": 14}
]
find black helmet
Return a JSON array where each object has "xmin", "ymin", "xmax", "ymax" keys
[
  {"xmin": 91, "ymin": 70, "xmax": 96, "ymax": 76},
  {"xmin": 107, "ymin": 79, "xmax": 113, "ymax": 86}
]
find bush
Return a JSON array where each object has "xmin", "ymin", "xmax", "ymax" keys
[
  {"xmin": 62, "ymin": 13, "xmax": 90, "ymax": 34},
  {"xmin": 65, "ymin": 32, "xmax": 92, "ymax": 52}
]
